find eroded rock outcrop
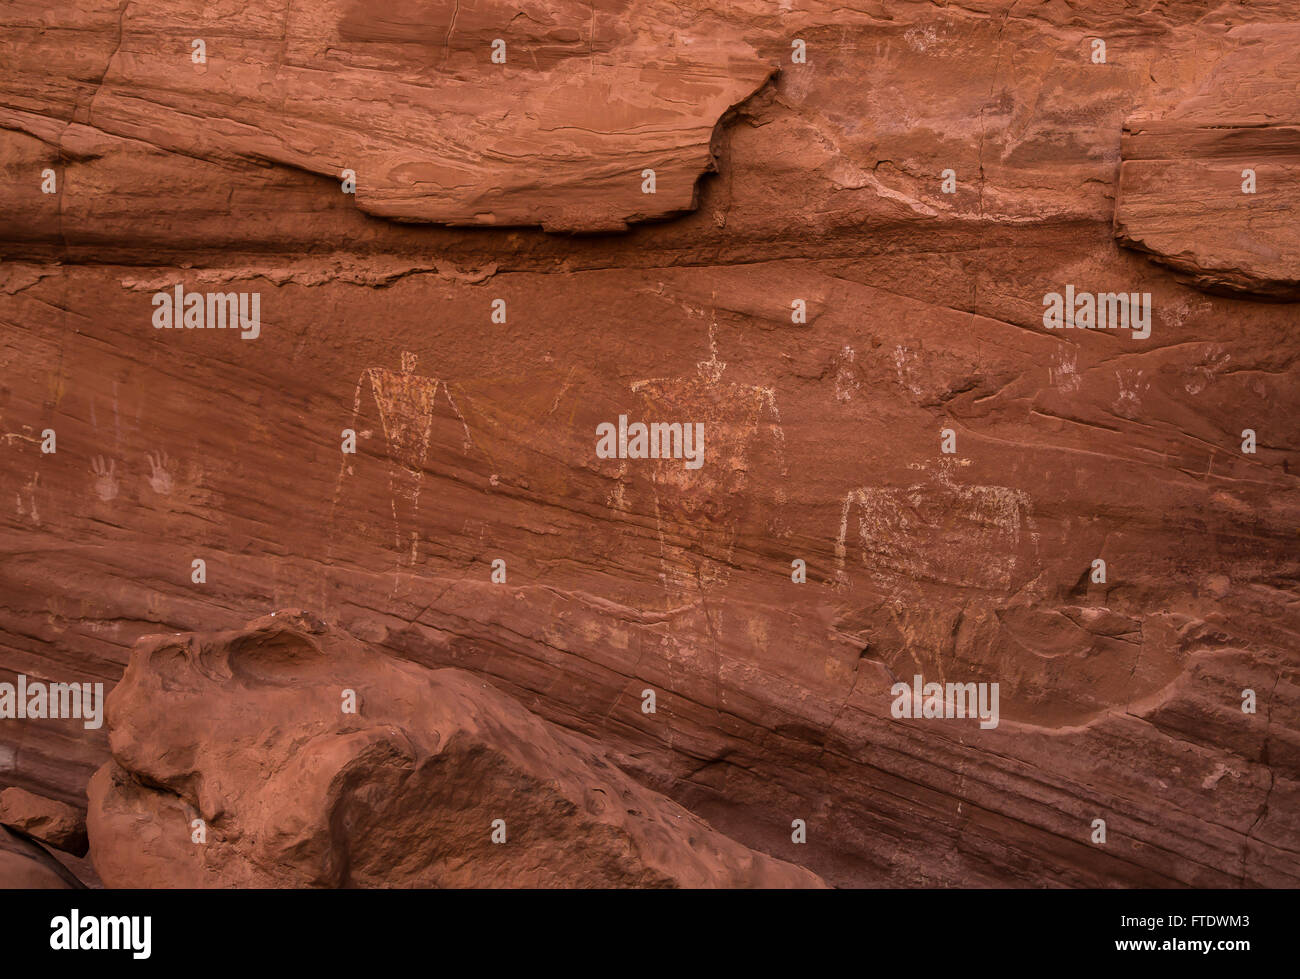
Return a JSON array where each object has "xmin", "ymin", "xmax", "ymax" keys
[
  {"xmin": 0, "ymin": 0, "xmax": 774, "ymax": 231},
  {"xmin": 87, "ymin": 611, "xmax": 826, "ymax": 888},
  {"xmin": 1115, "ymin": 24, "xmax": 1300, "ymax": 299},
  {"xmin": 0, "ymin": 785, "xmax": 88, "ymax": 856}
]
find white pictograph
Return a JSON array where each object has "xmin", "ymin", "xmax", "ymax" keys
[
  {"xmin": 146, "ymin": 450, "xmax": 173, "ymax": 496},
  {"xmin": 835, "ymin": 464, "xmax": 1038, "ymax": 594},
  {"xmin": 629, "ymin": 317, "xmax": 787, "ymax": 606},
  {"xmin": 335, "ymin": 352, "xmax": 474, "ymax": 566},
  {"xmin": 91, "ymin": 455, "xmax": 118, "ymax": 502}
]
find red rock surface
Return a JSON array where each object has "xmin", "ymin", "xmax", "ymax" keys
[
  {"xmin": 88, "ymin": 611, "xmax": 826, "ymax": 887},
  {"xmin": 0, "ymin": 1, "xmax": 1297, "ymax": 888},
  {"xmin": 1115, "ymin": 25, "xmax": 1300, "ymax": 299},
  {"xmin": 0, "ymin": 0, "xmax": 774, "ymax": 232},
  {"xmin": 0, "ymin": 785, "xmax": 88, "ymax": 855},
  {"xmin": 0, "ymin": 826, "xmax": 85, "ymax": 888}
]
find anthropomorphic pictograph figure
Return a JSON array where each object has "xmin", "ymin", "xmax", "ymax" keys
[
  {"xmin": 335, "ymin": 352, "xmax": 473, "ymax": 567},
  {"xmin": 833, "ymin": 462, "xmax": 1039, "ymax": 682},
  {"xmin": 629, "ymin": 318, "xmax": 788, "ymax": 608}
]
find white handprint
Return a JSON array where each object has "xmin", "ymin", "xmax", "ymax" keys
[
  {"xmin": 146, "ymin": 450, "xmax": 173, "ymax": 495},
  {"xmin": 91, "ymin": 455, "xmax": 118, "ymax": 501},
  {"xmin": 1112, "ymin": 369, "xmax": 1150, "ymax": 419},
  {"xmin": 1049, "ymin": 347, "xmax": 1081, "ymax": 393}
]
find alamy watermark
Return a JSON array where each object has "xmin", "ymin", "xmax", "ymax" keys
[
  {"xmin": 50, "ymin": 910, "xmax": 151, "ymax": 959},
  {"xmin": 1043, "ymin": 286, "xmax": 1151, "ymax": 339},
  {"xmin": 0, "ymin": 674, "xmax": 104, "ymax": 729},
  {"xmin": 595, "ymin": 414, "xmax": 705, "ymax": 469},
  {"xmin": 890, "ymin": 674, "xmax": 1000, "ymax": 729},
  {"xmin": 151, "ymin": 284, "xmax": 261, "ymax": 339}
]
